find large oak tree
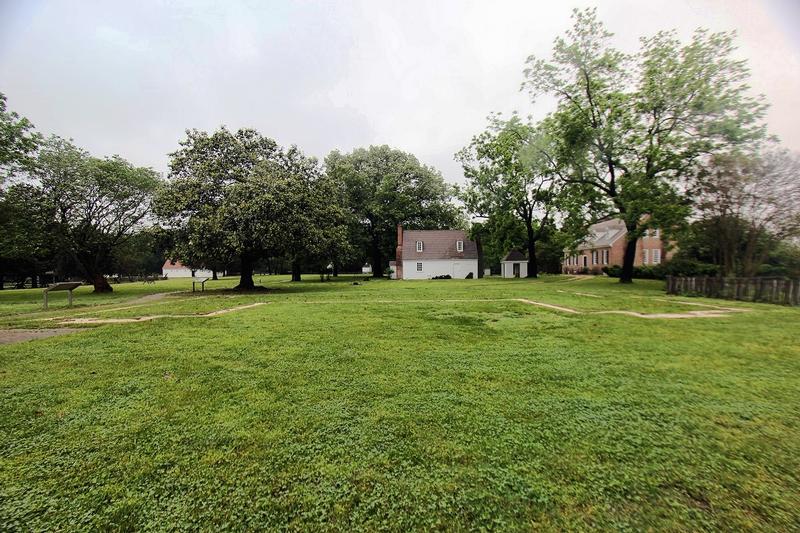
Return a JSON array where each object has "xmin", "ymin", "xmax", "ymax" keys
[
  {"xmin": 157, "ymin": 127, "xmax": 349, "ymax": 288},
  {"xmin": 524, "ymin": 8, "xmax": 766, "ymax": 282},
  {"xmin": 35, "ymin": 137, "xmax": 160, "ymax": 292}
]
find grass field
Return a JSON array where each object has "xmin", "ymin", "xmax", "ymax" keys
[{"xmin": 1, "ymin": 275, "xmax": 799, "ymax": 531}]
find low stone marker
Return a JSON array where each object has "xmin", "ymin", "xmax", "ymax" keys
[{"xmin": 43, "ymin": 282, "xmax": 83, "ymax": 309}]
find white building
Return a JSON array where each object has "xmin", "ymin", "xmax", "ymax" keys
[
  {"xmin": 394, "ymin": 225, "xmax": 478, "ymax": 280},
  {"xmin": 501, "ymin": 250, "xmax": 528, "ymax": 278},
  {"xmin": 161, "ymin": 260, "xmax": 213, "ymax": 278}
]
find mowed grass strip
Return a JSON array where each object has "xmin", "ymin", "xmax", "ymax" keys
[{"xmin": 1, "ymin": 277, "xmax": 799, "ymax": 530}]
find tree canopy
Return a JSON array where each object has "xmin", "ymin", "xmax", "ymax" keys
[
  {"xmin": 156, "ymin": 127, "xmax": 350, "ymax": 288},
  {"xmin": 458, "ymin": 114, "xmax": 563, "ymax": 277},
  {"xmin": 326, "ymin": 145, "xmax": 464, "ymax": 277},
  {"xmin": 523, "ymin": 8, "xmax": 767, "ymax": 282},
  {"xmin": 35, "ymin": 137, "xmax": 161, "ymax": 292},
  {"xmin": 0, "ymin": 92, "xmax": 40, "ymax": 183}
]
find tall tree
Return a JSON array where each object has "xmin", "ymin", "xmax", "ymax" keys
[
  {"xmin": 695, "ymin": 148, "xmax": 800, "ymax": 276},
  {"xmin": 157, "ymin": 128, "xmax": 282, "ymax": 290},
  {"xmin": 458, "ymin": 115, "xmax": 562, "ymax": 278},
  {"xmin": 0, "ymin": 92, "xmax": 40, "ymax": 183},
  {"xmin": 0, "ymin": 183, "xmax": 58, "ymax": 288},
  {"xmin": 36, "ymin": 137, "xmax": 160, "ymax": 292},
  {"xmin": 326, "ymin": 145, "xmax": 463, "ymax": 277},
  {"xmin": 259, "ymin": 146, "xmax": 352, "ymax": 282},
  {"xmin": 523, "ymin": 8, "xmax": 766, "ymax": 282},
  {"xmin": 157, "ymin": 128, "xmax": 349, "ymax": 288}
]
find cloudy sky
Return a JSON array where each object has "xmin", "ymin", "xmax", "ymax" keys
[{"xmin": 1, "ymin": 0, "xmax": 798, "ymax": 185}]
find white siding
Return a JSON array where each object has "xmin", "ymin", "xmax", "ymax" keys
[
  {"xmin": 163, "ymin": 267, "xmax": 213, "ymax": 278},
  {"xmin": 501, "ymin": 261, "xmax": 528, "ymax": 278},
  {"xmin": 401, "ymin": 259, "xmax": 478, "ymax": 279}
]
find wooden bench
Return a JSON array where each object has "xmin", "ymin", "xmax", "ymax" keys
[
  {"xmin": 192, "ymin": 277, "xmax": 209, "ymax": 293},
  {"xmin": 43, "ymin": 282, "xmax": 83, "ymax": 309}
]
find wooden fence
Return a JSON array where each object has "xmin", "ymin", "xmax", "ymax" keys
[{"xmin": 666, "ymin": 276, "xmax": 800, "ymax": 306}]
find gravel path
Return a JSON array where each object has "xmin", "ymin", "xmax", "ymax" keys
[{"xmin": 0, "ymin": 329, "xmax": 79, "ymax": 345}]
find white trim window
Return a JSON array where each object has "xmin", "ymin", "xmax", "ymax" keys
[
  {"xmin": 416, "ymin": 262, "xmax": 423, "ymax": 272},
  {"xmin": 416, "ymin": 240, "xmax": 423, "ymax": 252},
  {"xmin": 643, "ymin": 249, "xmax": 649, "ymax": 265},
  {"xmin": 592, "ymin": 250, "xmax": 598, "ymax": 265},
  {"xmin": 653, "ymin": 229, "xmax": 660, "ymax": 239},
  {"xmin": 652, "ymin": 249, "xmax": 662, "ymax": 264},
  {"xmin": 602, "ymin": 249, "xmax": 609, "ymax": 265},
  {"xmin": 456, "ymin": 240, "xmax": 464, "ymax": 252}
]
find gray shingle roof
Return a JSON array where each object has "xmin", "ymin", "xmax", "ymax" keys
[
  {"xmin": 502, "ymin": 250, "xmax": 527, "ymax": 262},
  {"xmin": 402, "ymin": 230, "xmax": 478, "ymax": 260},
  {"xmin": 577, "ymin": 219, "xmax": 627, "ymax": 250}
]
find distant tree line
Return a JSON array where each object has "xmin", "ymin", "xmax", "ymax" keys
[
  {"xmin": 2, "ymin": 8, "xmax": 799, "ymax": 291},
  {"xmin": 0, "ymin": 95, "xmax": 461, "ymax": 291}
]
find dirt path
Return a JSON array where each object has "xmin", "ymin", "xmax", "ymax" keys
[
  {"xmin": 0, "ymin": 328, "xmax": 79, "ymax": 345},
  {"xmin": 514, "ymin": 298, "xmax": 748, "ymax": 319},
  {"xmin": 288, "ymin": 297, "xmax": 748, "ymax": 319},
  {"xmin": 59, "ymin": 302, "xmax": 266, "ymax": 325}
]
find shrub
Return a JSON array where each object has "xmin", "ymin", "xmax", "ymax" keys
[
  {"xmin": 603, "ymin": 259, "xmax": 718, "ymax": 280},
  {"xmin": 432, "ymin": 274, "xmax": 452, "ymax": 280}
]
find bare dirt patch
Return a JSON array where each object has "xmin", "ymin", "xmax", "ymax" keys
[
  {"xmin": 58, "ymin": 302, "xmax": 267, "ymax": 325},
  {"xmin": 0, "ymin": 329, "xmax": 79, "ymax": 345},
  {"xmin": 291, "ymin": 297, "xmax": 743, "ymax": 319},
  {"xmin": 514, "ymin": 298, "xmax": 749, "ymax": 319}
]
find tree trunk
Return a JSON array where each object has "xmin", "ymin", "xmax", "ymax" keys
[
  {"xmin": 370, "ymin": 237, "xmax": 383, "ymax": 278},
  {"xmin": 212, "ymin": 270, "xmax": 218, "ymax": 281},
  {"xmin": 92, "ymin": 273, "xmax": 113, "ymax": 293},
  {"xmin": 235, "ymin": 254, "xmax": 255, "ymax": 290},
  {"xmin": 525, "ymin": 225, "xmax": 538, "ymax": 278},
  {"xmin": 291, "ymin": 261, "xmax": 302, "ymax": 282},
  {"xmin": 620, "ymin": 237, "xmax": 638, "ymax": 284},
  {"xmin": 333, "ymin": 263, "xmax": 339, "ymax": 277},
  {"xmin": 475, "ymin": 233, "xmax": 484, "ymax": 278},
  {"xmin": 30, "ymin": 273, "xmax": 39, "ymax": 289}
]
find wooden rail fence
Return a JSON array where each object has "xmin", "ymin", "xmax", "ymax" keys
[{"xmin": 666, "ymin": 276, "xmax": 800, "ymax": 306}]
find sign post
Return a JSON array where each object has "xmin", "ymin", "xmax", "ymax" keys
[{"xmin": 43, "ymin": 282, "xmax": 83, "ymax": 309}]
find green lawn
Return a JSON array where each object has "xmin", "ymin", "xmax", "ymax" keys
[{"xmin": 1, "ymin": 276, "xmax": 799, "ymax": 530}]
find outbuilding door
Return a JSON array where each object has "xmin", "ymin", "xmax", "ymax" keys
[{"xmin": 513, "ymin": 263, "xmax": 520, "ymax": 277}]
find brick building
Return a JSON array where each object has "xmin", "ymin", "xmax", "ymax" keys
[{"xmin": 562, "ymin": 219, "xmax": 675, "ymax": 274}]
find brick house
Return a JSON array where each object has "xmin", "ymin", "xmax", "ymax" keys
[
  {"xmin": 562, "ymin": 219, "xmax": 675, "ymax": 274},
  {"xmin": 391, "ymin": 225, "xmax": 478, "ymax": 279}
]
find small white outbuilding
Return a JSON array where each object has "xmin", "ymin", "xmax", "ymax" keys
[{"xmin": 501, "ymin": 250, "xmax": 528, "ymax": 278}]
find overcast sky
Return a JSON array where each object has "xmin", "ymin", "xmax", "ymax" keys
[{"xmin": 1, "ymin": 0, "xmax": 798, "ymax": 185}]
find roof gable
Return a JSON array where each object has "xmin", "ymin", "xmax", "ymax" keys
[
  {"xmin": 502, "ymin": 250, "xmax": 527, "ymax": 262},
  {"xmin": 162, "ymin": 260, "xmax": 186, "ymax": 269},
  {"xmin": 578, "ymin": 219, "xmax": 627, "ymax": 249},
  {"xmin": 402, "ymin": 230, "xmax": 478, "ymax": 260}
]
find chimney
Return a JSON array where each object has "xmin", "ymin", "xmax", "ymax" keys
[{"xmin": 395, "ymin": 224, "xmax": 404, "ymax": 280}]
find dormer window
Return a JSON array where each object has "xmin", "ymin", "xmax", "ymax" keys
[
  {"xmin": 416, "ymin": 240, "xmax": 423, "ymax": 252},
  {"xmin": 456, "ymin": 240, "xmax": 464, "ymax": 252}
]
